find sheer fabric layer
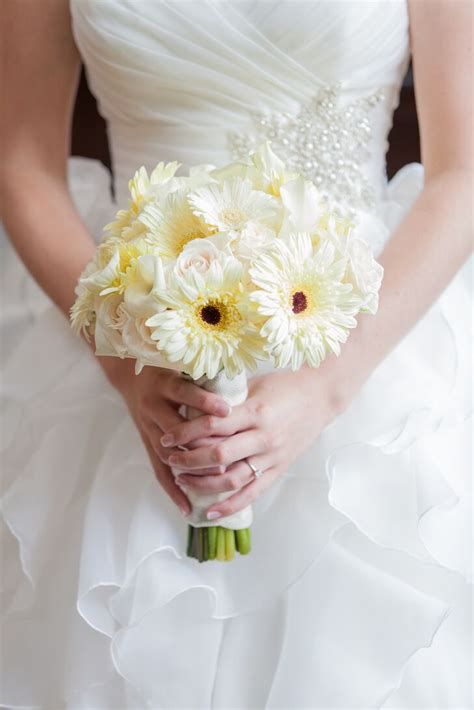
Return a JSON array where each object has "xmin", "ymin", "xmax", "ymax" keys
[{"xmin": 1, "ymin": 157, "xmax": 471, "ymax": 708}]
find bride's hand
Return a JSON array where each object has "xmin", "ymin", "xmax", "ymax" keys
[
  {"xmin": 163, "ymin": 368, "xmax": 347, "ymax": 520},
  {"xmin": 102, "ymin": 358, "xmax": 231, "ymax": 517}
]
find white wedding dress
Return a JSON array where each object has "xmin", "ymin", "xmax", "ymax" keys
[{"xmin": 1, "ymin": 1, "xmax": 472, "ymax": 708}]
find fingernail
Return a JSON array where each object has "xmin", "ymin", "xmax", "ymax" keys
[
  {"xmin": 161, "ymin": 434, "xmax": 174, "ymax": 447},
  {"xmin": 169, "ymin": 455, "xmax": 179, "ymax": 466},
  {"xmin": 181, "ymin": 507, "xmax": 190, "ymax": 517},
  {"xmin": 218, "ymin": 465, "xmax": 226, "ymax": 474},
  {"xmin": 215, "ymin": 403, "xmax": 231, "ymax": 417},
  {"xmin": 206, "ymin": 511, "xmax": 221, "ymax": 520}
]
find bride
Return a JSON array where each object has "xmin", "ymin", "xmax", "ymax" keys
[{"xmin": 1, "ymin": 0, "xmax": 472, "ymax": 707}]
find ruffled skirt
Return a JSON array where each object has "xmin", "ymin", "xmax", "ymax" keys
[{"xmin": 0, "ymin": 158, "xmax": 472, "ymax": 709}]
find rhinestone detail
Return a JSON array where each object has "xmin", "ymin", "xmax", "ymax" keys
[{"xmin": 228, "ymin": 86, "xmax": 384, "ymax": 213}]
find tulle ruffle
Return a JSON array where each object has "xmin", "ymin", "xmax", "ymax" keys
[{"xmin": 1, "ymin": 158, "xmax": 472, "ymax": 708}]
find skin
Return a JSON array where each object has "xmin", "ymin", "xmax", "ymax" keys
[{"xmin": 1, "ymin": 1, "xmax": 472, "ymax": 522}]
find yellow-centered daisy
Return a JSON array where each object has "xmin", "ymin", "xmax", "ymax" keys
[
  {"xmin": 139, "ymin": 189, "xmax": 212, "ymax": 259},
  {"xmin": 249, "ymin": 232, "xmax": 360, "ymax": 370},
  {"xmin": 188, "ymin": 177, "xmax": 278, "ymax": 233},
  {"xmin": 104, "ymin": 162, "xmax": 180, "ymax": 240},
  {"xmin": 146, "ymin": 256, "xmax": 265, "ymax": 380}
]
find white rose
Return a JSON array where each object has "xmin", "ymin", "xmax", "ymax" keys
[
  {"xmin": 235, "ymin": 220, "xmax": 275, "ymax": 261},
  {"xmin": 346, "ymin": 238, "xmax": 384, "ymax": 314},
  {"xmin": 94, "ymin": 292, "xmax": 128, "ymax": 358},
  {"xmin": 121, "ymin": 312, "xmax": 173, "ymax": 374},
  {"xmin": 175, "ymin": 236, "xmax": 233, "ymax": 278}
]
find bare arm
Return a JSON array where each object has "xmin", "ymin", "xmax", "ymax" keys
[
  {"xmin": 0, "ymin": 0, "xmax": 95, "ymax": 316},
  {"xmin": 334, "ymin": 0, "xmax": 473, "ymax": 400},
  {"xmin": 0, "ymin": 0, "xmax": 230, "ymax": 516}
]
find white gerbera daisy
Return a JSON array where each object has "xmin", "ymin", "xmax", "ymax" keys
[
  {"xmin": 104, "ymin": 162, "xmax": 180, "ymax": 240},
  {"xmin": 70, "ymin": 288, "xmax": 95, "ymax": 339},
  {"xmin": 250, "ymin": 232, "xmax": 360, "ymax": 370},
  {"xmin": 188, "ymin": 177, "xmax": 278, "ymax": 233},
  {"xmin": 146, "ymin": 256, "xmax": 265, "ymax": 380},
  {"xmin": 79, "ymin": 239, "xmax": 151, "ymax": 298},
  {"xmin": 139, "ymin": 189, "xmax": 212, "ymax": 259},
  {"xmin": 70, "ymin": 258, "xmax": 99, "ymax": 338}
]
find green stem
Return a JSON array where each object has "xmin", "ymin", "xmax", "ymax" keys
[
  {"xmin": 188, "ymin": 524, "xmax": 252, "ymax": 561},
  {"xmin": 208, "ymin": 526, "xmax": 217, "ymax": 560},
  {"xmin": 187, "ymin": 525, "xmax": 194, "ymax": 558},
  {"xmin": 235, "ymin": 528, "xmax": 251, "ymax": 555},
  {"xmin": 216, "ymin": 526, "xmax": 226, "ymax": 561},
  {"xmin": 225, "ymin": 528, "xmax": 236, "ymax": 561},
  {"xmin": 196, "ymin": 527, "xmax": 204, "ymax": 563},
  {"xmin": 191, "ymin": 525, "xmax": 198, "ymax": 559}
]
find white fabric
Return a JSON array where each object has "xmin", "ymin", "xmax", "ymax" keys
[
  {"xmin": 0, "ymin": 1, "xmax": 472, "ymax": 708},
  {"xmin": 174, "ymin": 371, "xmax": 253, "ymax": 529}
]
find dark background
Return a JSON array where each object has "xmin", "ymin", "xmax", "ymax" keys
[{"xmin": 71, "ymin": 67, "xmax": 421, "ymax": 179}]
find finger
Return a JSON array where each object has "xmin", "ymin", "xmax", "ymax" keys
[
  {"xmin": 145, "ymin": 422, "xmax": 227, "ymax": 472},
  {"xmin": 177, "ymin": 459, "xmax": 257, "ymax": 494},
  {"xmin": 143, "ymin": 420, "xmax": 182, "ymax": 463},
  {"xmin": 175, "ymin": 465, "xmax": 226, "ymax": 476},
  {"xmin": 143, "ymin": 438, "xmax": 191, "ymax": 517},
  {"xmin": 160, "ymin": 404, "xmax": 255, "ymax": 448},
  {"xmin": 166, "ymin": 376, "xmax": 231, "ymax": 417},
  {"xmin": 169, "ymin": 430, "xmax": 267, "ymax": 470},
  {"xmin": 149, "ymin": 401, "xmax": 184, "ymax": 433},
  {"xmin": 146, "ymin": 434, "xmax": 226, "ymax": 475},
  {"xmin": 205, "ymin": 467, "xmax": 279, "ymax": 521},
  {"xmin": 147, "ymin": 439, "xmax": 222, "ymax": 473},
  {"xmin": 186, "ymin": 435, "xmax": 229, "ymax": 450}
]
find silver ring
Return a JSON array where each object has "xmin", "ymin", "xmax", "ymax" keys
[{"xmin": 246, "ymin": 459, "xmax": 264, "ymax": 480}]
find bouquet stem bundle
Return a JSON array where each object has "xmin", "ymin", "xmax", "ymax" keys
[
  {"xmin": 187, "ymin": 525, "xmax": 251, "ymax": 562},
  {"xmin": 176, "ymin": 370, "xmax": 254, "ymax": 563}
]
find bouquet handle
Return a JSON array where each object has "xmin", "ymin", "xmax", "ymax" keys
[{"xmin": 171, "ymin": 370, "xmax": 253, "ymax": 531}]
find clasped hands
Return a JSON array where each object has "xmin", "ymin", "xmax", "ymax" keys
[
  {"xmin": 114, "ymin": 360, "xmax": 345, "ymax": 521},
  {"xmin": 161, "ymin": 369, "xmax": 343, "ymax": 521}
]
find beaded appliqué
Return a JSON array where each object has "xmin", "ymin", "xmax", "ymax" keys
[{"xmin": 228, "ymin": 86, "xmax": 384, "ymax": 213}]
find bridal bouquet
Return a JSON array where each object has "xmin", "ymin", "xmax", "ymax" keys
[{"xmin": 71, "ymin": 143, "xmax": 383, "ymax": 563}]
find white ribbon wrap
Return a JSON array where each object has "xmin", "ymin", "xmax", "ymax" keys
[{"xmin": 171, "ymin": 370, "xmax": 253, "ymax": 530}]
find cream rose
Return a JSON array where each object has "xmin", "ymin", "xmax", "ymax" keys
[
  {"xmin": 346, "ymin": 238, "xmax": 384, "ymax": 314},
  {"xmin": 174, "ymin": 236, "xmax": 232, "ymax": 278},
  {"xmin": 235, "ymin": 220, "xmax": 275, "ymax": 261},
  {"xmin": 121, "ymin": 311, "xmax": 171, "ymax": 373},
  {"xmin": 94, "ymin": 292, "xmax": 128, "ymax": 358}
]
